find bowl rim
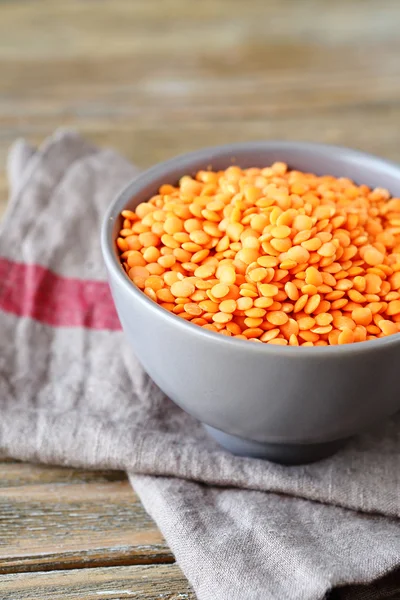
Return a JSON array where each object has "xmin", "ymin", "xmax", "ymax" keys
[{"xmin": 101, "ymin": 140, "xmax": 400, "ymax": 357}]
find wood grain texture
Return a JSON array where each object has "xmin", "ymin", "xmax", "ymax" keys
[
  {"xmin": 0, "ymin": 461, "xmax": 127, "ymax": 488},
  {"xmin": 1, "ymin": 0, "xmax": 400, "ymax": 217},
  {"xmin": 0, "ymin": 463, "xmax": 173, "ymax": 573},
  {"xmin": 1, "ymin": 564, "xmax": 195, "ymax": 599}
]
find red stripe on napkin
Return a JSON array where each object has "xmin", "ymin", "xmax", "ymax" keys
[{"xmin": 0, "ymin": 258, "xmax": 121, "ymax": 330}]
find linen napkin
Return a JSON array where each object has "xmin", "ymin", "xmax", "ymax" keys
[{"xmin": 0, "ymin": 130, "xmax": 399, "ymax": 600}]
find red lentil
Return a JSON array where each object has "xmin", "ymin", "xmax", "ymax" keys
[{"xmin": 118, "ymin": 163, "xmax": 400, "ymax": 345}]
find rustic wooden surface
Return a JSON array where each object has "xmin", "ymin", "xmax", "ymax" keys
[
  {"xmin": 1, "ymin": 565, "xmax": 193, "ymax": 600},
  {"xmin": 0, "ymin": 461, "xmax": 193, "ymax": 598},
  {"xmin": 0, "ymin": 464, "xmax": 172, "ymax": 574},
  {"xmin": 1, "ymin": 0, "xmax": 400, "ymax": 597}
]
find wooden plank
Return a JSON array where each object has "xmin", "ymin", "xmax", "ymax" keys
[
  {"xmin": 0, "ymin": 172, "xmax": 8, "ymax": 218},
  {"xmin": 1, "ymin": 0, "xmax": 400, "ymax": 213},
  {"xmin": 0, "ymin": 461, "xmax": 127, "ymax": 488},
  {"xmin": 0, "ymin": 465, "xmax": 173, "ymax": 573},
  {"xmin": 1, "ymin": 0, "xmax": 399, "ymax": 60},
  {"xmin": 0, "ymin": 564, "xmax": 195, "ymax": 600}
]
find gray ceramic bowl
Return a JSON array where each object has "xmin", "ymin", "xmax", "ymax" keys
[{"xmin": 102, "ymin": 142, "xmax": 400, "ymax": 464}]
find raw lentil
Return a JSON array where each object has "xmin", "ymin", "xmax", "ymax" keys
[{"xmin": 118, "ymin": 163, "xmax": 400, "ymax": 345}]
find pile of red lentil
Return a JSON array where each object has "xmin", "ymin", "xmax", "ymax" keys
[{"xmin": 117, "ymin": 163, "xmax": 400, "ymax": 346}]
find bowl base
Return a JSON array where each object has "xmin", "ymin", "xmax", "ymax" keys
[{"xmin": 204, "ymin": 425, "xmax": 348, "ymax": 465}]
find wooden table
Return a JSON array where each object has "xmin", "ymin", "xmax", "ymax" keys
[{"xmin": 1, "ymin": 1, "xmax": 400, "ymax": 597}]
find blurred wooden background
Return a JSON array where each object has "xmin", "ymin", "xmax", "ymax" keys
[
  {"xmin": 1, "ymin": 0, "xmax": 400, "ymax": 597},
  {"xmin": 1, "ymin": 0, "xmax": 400, "ymax": 213}
]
